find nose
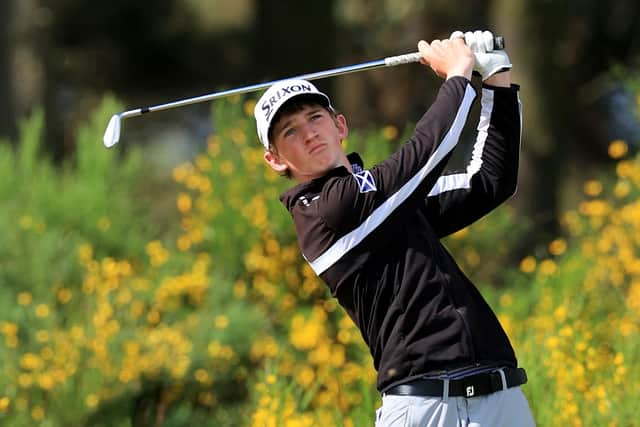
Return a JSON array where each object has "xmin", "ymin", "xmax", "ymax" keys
[{"xmin": 301, "ymin": 122, "xmax": 318, "ymax": 144}]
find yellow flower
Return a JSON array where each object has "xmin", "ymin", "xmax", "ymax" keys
[
  {"xmin": 146, "ymin": 240, "xmax": 169, "ymax": 266},
  {"xmin": 207, "ymin": 136, "xmax": 221, "ymax": 157},
  {"xmin": 194, "ymin": 369, "xmax": 210, "ymax": 384},
  {"xmin": 519, "ymin": 256, "xmax": 536, "ymax": 273},
  {"xmin": 220, "ymin": 160, "xmax": 234, "ymax": 176},
  {"xmin": 539, "ymin": 259, "xmax": 557, "ymax": 275},
  {"xmin": 613, "ymin": 181, "xmax": 631, "ymax": 198},
  {"xmin": 554, "ymin": 305, "xmax": 568, "ymax": 323},
  {"xmin": 214, "ymin": 315, "xmax": 229, "ymax": 330},
  {"xmin": 172, "ymin": 162, "xmax": 194, "ymax": 183},
  {"xmin": 548, "ymin": 238, "xmax": 568, "ymax": 256},
  {"xmin": 499, "ymin": 293, "xmax": 513, "ymax": 307},
  {"xmin": 57, "ymin": 288, "xmax": 73, "ymax": 304},
  {"xmin": 86, "ymin": 394, "xmax": 99, "ymax": 408},
  {"xmin": 177, "ymin": 235, "xmax": 191, "ymax": 251},
  {"xmin": 0, "ymin": 397, "xmax": 10, "ymax": 413},
  {"xmin": 17, "ymin": 292, "xmax": 32, "ymax": 306},
  {"xmin": 35, "ymin": 304, "xmax": 50, "ymax": 318},
  {"xmin": 558, "ymin": 326, "xmax": 573, "ymax": 337},
  {"xmin": 579, "ymin": 200, "xmax": 612, "ymax": 217},
  {"xmin": 289, "ymin": 314, "xmax": 325, "ymax": 350},
  {"xmin": 1, "ymin": 322, "xmax": 18, "ymax": 336},
  {"xmin": 382, "ymin": 125, "xmax": 398, "ymax": 140},
  {"xmin": 613, "ymin": 352, "xmax": 624, "ymax": 365},
  {"xmin": 234, "ymin": 280, "xmax": 247, "ymax": 298},
  {"xmin": 295, "ymin": 366, "xmax": 315, "ymax": 388},
  {"xmin": 198, "ymin": 392, "xmax": 216, "ymax": 406},
  {"xmin": 244, "ymin": 100, "xmax": 256, "ymax": 117},
  {"xmin": 583, "ymin": 180, "xmax": 603, "ymax": 197},
  {"xmin": 608, "ymin": 139, "xmax": 628, "ymax": 159},
  {"xmin": 35, "ymin": 330, "xmax": 49, "ymax": 343},
  {"xmin": 37, "ymin": 373, "xmax": 55, "ymax": 390},
  {"xmin": 78, "ymin": 243, "xmax": 94, "ymax": 263},
  {"xmin": 616, "ymin": 160, "xmax": 633, "ymax": 178},
  {"xmin": 31, "ymin": 405, "xmax": 45, "ymax": 421},
  {"xmin": 97, "ymin": 216, "xmax": 111, "ymax": 231},
  {"xmin": 177, "ymin": 193, "xmax": 192, "ymax": 213},
  {"xmin": 147, "ymin": 310, "xmax": 160, "ymax": 325},
  {"xmin": 196, "ymin": 155, "xmax": 213, "ymax": 172},
  {"xmin": 18, "ymin": 373, "xmax": 33, "ymax": 387},
  {"xmin": 19, "ymin": 215, "xmax": 33, "ymax": 229}
]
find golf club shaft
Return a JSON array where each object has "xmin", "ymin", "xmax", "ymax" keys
[
  {"xmin": 105, "ymin": 35, "xmax": 505, "ymax": 147},
  {"xmin": 119, "ymin": 53, "xmax": 423, "ymax": 120}
]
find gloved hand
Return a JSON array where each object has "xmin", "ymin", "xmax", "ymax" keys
[{"xmin": 450, "ymin": 30, "xmax": 512, "ymax": 81}]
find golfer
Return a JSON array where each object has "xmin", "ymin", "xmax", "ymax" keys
[{"xmin": 254, "ymin": 30, "xmax": 535, "ymax": 426}]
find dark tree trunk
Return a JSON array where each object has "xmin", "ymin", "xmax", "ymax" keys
[
  {"xmin": 0, "ymin": 0, "xmax": 16, "ymax": 143},
  {"xmin": 251, "ymin": 0, "xmax": 337, "ymax": 88}
]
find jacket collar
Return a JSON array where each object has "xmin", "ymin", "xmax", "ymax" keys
[{"xmin": 279, "ymin": 152, "xmax": 363, "ymax": 210}]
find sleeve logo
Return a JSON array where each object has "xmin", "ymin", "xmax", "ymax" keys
[{"xmin": 353, "ymin": 170, "xmax": 377, "ymax": 193}]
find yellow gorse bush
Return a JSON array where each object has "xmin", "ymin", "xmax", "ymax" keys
[
  {"xmin": 173, "ymin": 97, "xmax": 640, "ymax": 426},
  {"xmin": 1, "ymin": 95, "xmax": 639, "ymax": 426},
  {"xmin": 498, "ymin": 140, "xmax": 640, "ymax": 427},
  {"xmin": 170, "ymin": 99, "xmax": 380, "ymax": 425}
]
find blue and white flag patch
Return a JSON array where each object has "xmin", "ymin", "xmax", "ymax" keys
[{"xmin": 353, "ymin": 170, "xmax": 377, "ymax": 193}]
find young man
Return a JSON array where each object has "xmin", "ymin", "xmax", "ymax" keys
[{"xmin": 254, "ymin": 31, "xmax": 535, "ymax": 426}]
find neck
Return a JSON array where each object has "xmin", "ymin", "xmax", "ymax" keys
[{"xmin": 293, "ymin": 158, "xmax": 353, "ymax": 183}]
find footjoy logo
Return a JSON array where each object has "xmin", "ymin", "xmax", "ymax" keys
[{"xmin": 261, "ymin": 83, "xmax": 314, "ymax": 121}]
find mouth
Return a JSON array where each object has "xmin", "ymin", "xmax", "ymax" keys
[{"xmin": 309, "ymin": 144, "xmax": 326, "ymax": 155}]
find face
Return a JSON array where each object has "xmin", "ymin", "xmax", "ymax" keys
[{"xmin": 264, "ymin": 105, "xmax": 350, "ymax": 182}]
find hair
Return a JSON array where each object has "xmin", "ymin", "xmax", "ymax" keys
[{"xmin": 267, "ymin": 94, "xmax": 338, "ymax": 179}]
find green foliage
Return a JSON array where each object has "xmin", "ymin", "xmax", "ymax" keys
[
  {"xmin": 0, "ymin": 97, "xmax": 264, "ymax": 426},
  {"xmin": 1, "ymin": 92, "xmax": 639, "ymax": 427}
]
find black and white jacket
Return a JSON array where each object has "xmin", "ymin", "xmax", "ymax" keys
[{"xmin": 279, "ymin": 76, "xmax": 522, "ymax": 392}]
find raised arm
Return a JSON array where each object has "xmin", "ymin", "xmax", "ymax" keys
[
  {"xmin": 423, "ymin": 35, "xmax": 521, "ymax": 238},
  {"xmin": 320, "ymin": 38, "xmax": 476, "ymax": 232}
]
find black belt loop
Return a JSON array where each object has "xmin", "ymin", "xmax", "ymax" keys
[{"xmin": 384, "ymin": 367, "xmax": 527, "ymax": 398}]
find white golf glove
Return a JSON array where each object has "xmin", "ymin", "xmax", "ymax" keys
[{"xmin": 450, "ymin": 30, "xmax": 512, "ymax": 81}]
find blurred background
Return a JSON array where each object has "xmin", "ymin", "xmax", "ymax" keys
[
  {"xmin": 2, "ymin": 0, "xmax": 639, "ymax": 235},
  {"xmin": 1, "ymin": 1, "xmax": 640, "ymax": 426}
]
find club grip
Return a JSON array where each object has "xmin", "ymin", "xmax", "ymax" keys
[{"xmin": 385, "ymin": 35, "xmax": 506, "ymax": 67}]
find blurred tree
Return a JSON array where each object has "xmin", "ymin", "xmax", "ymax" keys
[
  {"xmin": 333, "ymin": 0, "xmax": 489, "ymax": 130},
  {"xmin": 34, "ymin": 0, "xmax": 256, "ymax": 160},
  {"xmin": 492, "ymin": 0, "xmax": 640, "ymax": 256},
  {"xmin": 250, "ymin": 0, "xmax": 337, "ymax": 86},
  {"xmin": 1, "ymin": 0, "xmax": 47, "ymax": 144},
  {"xmin": 2, "ymin": 0, "xmax": 639, "ymax": 255},
  {"xmin": 0, "ymin": 1, "xmax": 15, "ymax": 142},
  {"xmin": 332, "ymin": 0, "xmax": 639, "ymax": 263}
]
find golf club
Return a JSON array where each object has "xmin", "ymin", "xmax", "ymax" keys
[{"xmin": 103, "ymin": 36, "xmax": 504, "ymax": 148}]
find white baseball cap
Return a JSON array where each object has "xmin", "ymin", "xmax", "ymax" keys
[{"xmin": 254, "ymin": 79, "xmax": 332, "ymax": 150}]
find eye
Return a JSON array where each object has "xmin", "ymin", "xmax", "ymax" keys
[
  {"xmin": 283, "ymin": 127, "xmax": 296, "ymax": 138},
  {"xmin": 310, "ymin": 113, "xmax": 323, "ymax": 121}
]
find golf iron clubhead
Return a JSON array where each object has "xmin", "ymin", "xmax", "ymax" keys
[
  {"xmin": 104, "ymin": 114, "xmax": 121, "ymax": 148},
  {"xmin": 103, "ymin": 36, "xmax": 504, "ymax": 148}
]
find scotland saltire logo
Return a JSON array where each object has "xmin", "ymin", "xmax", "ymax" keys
[{"xmin": 353, "ymin": 170, "xmax": 377, "ymax": 193}]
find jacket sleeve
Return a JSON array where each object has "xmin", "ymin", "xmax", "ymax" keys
[
  {"xmin": 423, "ymin": 83, "xmax": 522, "ymax": 238},
  {"xmin": 320, "ymin": 76, "xmax": 477, "ymax": 232}
]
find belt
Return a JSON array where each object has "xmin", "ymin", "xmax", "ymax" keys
[{"xmin": 384, "ymin": 367, "xmax": 527, "ymax": 398}]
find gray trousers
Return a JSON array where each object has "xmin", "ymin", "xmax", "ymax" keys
[{"xmin": 375, "ymin": 386, "xmax": 535, "ymax": 427}]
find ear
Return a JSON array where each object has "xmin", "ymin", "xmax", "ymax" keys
[
  {"xmin": 264, "ymin": 149, "xmax": 288, "ymax": 173},
  {"xmin": 336, "ymin": 113, "xmax": 349, "ymax": 141}
]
